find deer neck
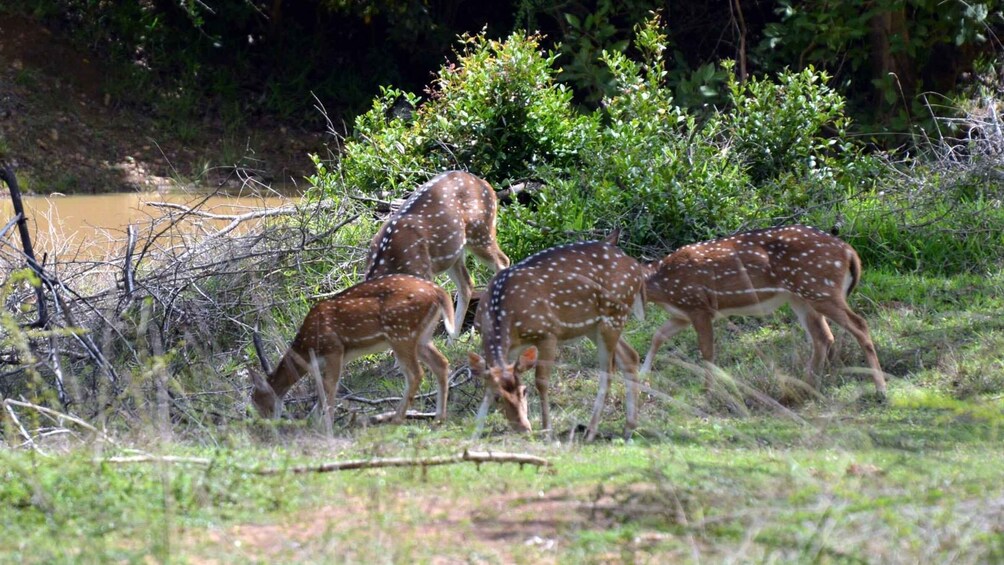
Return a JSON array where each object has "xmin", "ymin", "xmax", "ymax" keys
[
  {"xmin": 266, "ymin": 354, "xmax": 302, "ymax": 398},
  {"xmin": 483, "ymin": 271, "xmax": 516, "ymax": 368}
]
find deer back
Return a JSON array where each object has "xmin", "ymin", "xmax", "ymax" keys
[
  {"xmin": 365, "ymin": 171, "xmax": 502, "ymax": 279},
  {"xmin": 288, "ymin": 274, "xmax": 454, "ymax": 356},
  {"xmin": 647, "ymin": 225, "xmax": 861, "ymax": 313},
  {"xmin": 480, "ymin": 239, "xmax": 646, "ymax": 365}
]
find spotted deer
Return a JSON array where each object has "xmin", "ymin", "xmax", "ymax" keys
[
  {"xmin": 642, "ymin": 225, "xmax": 886, "ymax": 397},
  {"xmin": 250, "ymin": 274, "xmax": 457, "ymax": 424},
  {"xmin": 468, "ymin": 231, "xmax": 647, "ymax": 441},
  {"xmin": 366, "ymin": 171, "xmax": 510, "ymax": 332}
]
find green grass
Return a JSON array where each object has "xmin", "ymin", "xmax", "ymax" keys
[
  {"xmin": 2, "ymin": 269, "xmax": 1003, "ymax": 563},
  {"xmin": 2, "ymin": 408, "xmax": 1002, "ymax": 563}
]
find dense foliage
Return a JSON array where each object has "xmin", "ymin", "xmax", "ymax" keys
[
  {"xmin": 6, "ymin": 1, "xmax": 1001, "ymax": 137},
  {"xmin": 312, "ymin": 15, "xmax": 1004, "ymax": 273}
]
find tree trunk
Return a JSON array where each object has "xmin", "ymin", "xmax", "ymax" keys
[{"xmin": 870, "ymin": 6, "xmax": 916, "ymax": 116}]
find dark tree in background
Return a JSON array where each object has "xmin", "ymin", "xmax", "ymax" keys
[{"xmin": 7, "ymin": 0, "xmax": 1001, "ymax": 140}]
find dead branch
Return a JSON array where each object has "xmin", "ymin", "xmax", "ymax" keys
[
  {"xmin": 1, "ymin": 165, "xmax": 48, "ymax": 327},
  {"xmin": 3, "ymin": 400, "xmax": 36, "ymax": 448},
  {"xmin": 98, "ymin": 449, "xmax": 550, "ymax": 474},
  {"xmin": 368, "ymin": 410, "xmax": 438, "ymax": 424},
  {"xmin": 341, "ymin": 365, "xmax": 473, "ymax": 406},
  {"xmin": 3, "ymin": 398, "xmax": 117, "ymax": 445},
  {"xmin": 262, "ymin": 449, "xmax": 550, "ymax": 474},
  {"xmin": 101, "ymin": 454, "xmax": 212, "ymax": 465}
]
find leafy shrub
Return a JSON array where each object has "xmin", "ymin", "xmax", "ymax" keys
[
  {"xmin": 577, "ymin": 18, "xmax": 749, "ymax": 249},
  {"xmin": 725, "ymin": 65, "xmax": 847, "ymax": 183},
  {"xmin": 311, "ymin": 14, "xmax": 1004, "ymax": 277},
  {"xmin": 313, "ymin": 32, "xmax": 595, "ymax": 203},
  {"xmin": 311, "ymin": 16, "xmax": 877, "ymax": 258}
]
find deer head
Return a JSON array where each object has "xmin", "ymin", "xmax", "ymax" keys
[
  {"xmin": 471, "ymin": 235, "xmax": 647, "ymax": 440},
  {"xmin": 642, "ymin": 225, "xmax": 886, "ymax": 397},
  {"xmin": 468, "ymin": 347, "xmax": 537, "ymax": 432},
  {"xmin": 249, "ymin": 274, "xmax": 457, "ymax": 424},
  {"xmin": 249, "ymin": 368, "xmax": 281, "ymax": 418},
  {"xmin": 365, "ymin": 171, "xmax": 510, "ymax": 332}
]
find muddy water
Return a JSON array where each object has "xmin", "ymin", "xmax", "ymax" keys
[{"xmin": 1, "ymin": 192, "xmax": 298, "ymax": 260}]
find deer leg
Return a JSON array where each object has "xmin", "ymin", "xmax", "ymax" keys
[
  {"xmin": 586, "ymin": 327, "xmax": 620, "ymax": 442},
  {"xmin": 533, "ymin": 336, "xmax": 558, "ymax": 435},
  {"xmin": 640, "ymin": 317, "xmax": 691, "ymax": 374},
  {"xmin": 812, "ymin": 300, "xmax": 887, "ymax": 397},
  {"xmin": 418, "ymin": 342, "xmax": 450, "ymax": 421},
  {"xmin": 319, "ymin": 350, "xmax": 344, "ymax": 426},
  {"xmin": 446, "ymin": 256, "xmax": 474, "ymax": 333},
  {"xmin": 615, "ymin": 338, "xmax": 641, "ymax": 439},
  {"xmin": 391, "ymin": 342, "xmax": 425, "ymax": 423},
  {"xmin": 690, "ymin": 312, "xmax": 717, "ymax": 390},
  {"xmin": 791, "ymin": 299, "xmax": 834, "ymax": 389},
  {"xmin": 469, "ymin": 240, "xmax": 511, "ymax": 272}
]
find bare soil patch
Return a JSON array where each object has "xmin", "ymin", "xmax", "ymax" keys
[
  {"xmin": 184, "ymin": 485, "xmax": 599, "ymax": 563},
  {"xmin": 0, "ymin": 12, "xmax": 326, "ymax": 194}
]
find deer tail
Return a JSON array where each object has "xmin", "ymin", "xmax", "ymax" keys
[
  {"xmin": 632, "ymin": 286, "xmax": 646, "ymax": 322},
  {"xmin": 846, "ymin": 247, "xmax": 862, "ymax": 297},
  {"xmin": 435, "ymin": 286, "xmax": 458, "ymax": 340}
]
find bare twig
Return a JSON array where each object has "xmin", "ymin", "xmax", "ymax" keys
[
  {"xmin": 255, "ymin": 449, "xmax": 550, "ymax": 474},
  {"xmin": 98, "ymin": 449, "xmax": 550, "ymax": 475},
  {"xmin": 3, "ymin": 398, "xmax": 117, "ymax": 445},
  {"xmin": 369, "ymin": 410, "xmax": 437, "ymax": 424},
  {"xmin": 3, "ymin": 400, "xmax": 36, "ymax": 449}
]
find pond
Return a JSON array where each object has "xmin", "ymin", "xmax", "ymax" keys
[{"xmin": 1, "ymin": 191, "xmax": 298, "ymax": 261}]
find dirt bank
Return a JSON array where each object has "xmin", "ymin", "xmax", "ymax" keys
[{"xmin": 0, "ymin": 12, "xmax": 327, "ymax": 195}]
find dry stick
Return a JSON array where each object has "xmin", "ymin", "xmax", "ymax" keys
[
  {"xmin": 144, "ymin": 200, "xmax": 339, "ymax": 260},
  {"xmin": 122, "ymin": 225, "xmax": 137, "ymax": 299},
  {"xmin": 3, "ymin": 401, "xmax": 36, "ymax": 448},
  {"xmin": 3, "ymin": 398, "xmax": 118, "ymax": 445},
  {"xmin": 0, "ymin": 165, "xmax": 48, "ymax": 328},
  {"xmin": 267, "ymin": 450, "xmax": 550, "ymax": 474},
  {"xmin": 47, "ymin": 334, "xmax": 70, "ymax": 407},
  {"xmin": 0, "ymin": 212, "xmax": 21, "ymax": 239},
  {"xmin": 369, "ymin": 410, "xmax": 437, "ymax": 424},
  {"xmin": 342, "ymin": 366, "xmax": 473, "ymax": 406},
  {"xmin": 100, "ymin": 450, "xmax": 549, "ymax": 474},
  {"xmin": 102, "ymin": 455, "xmax": 212, "ymax": 466}
]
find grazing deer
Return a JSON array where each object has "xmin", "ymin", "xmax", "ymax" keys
[
  {"xmin": 468, "ymin": 231, "xmax": 647, "ymax": 441},
  {"xmin": 642, "ymin": 225, "xmax": 886, "ymax": 397},
  {"xmin": 366, "ymin": 171, "xmax": 510, "ymax": 332},
  {"xmin": 250, "ymin": 274, "xmax": 457, "ymax": 424}
]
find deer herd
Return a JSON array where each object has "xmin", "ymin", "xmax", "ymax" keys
[{"xmin": 251, "ymin": 171, "xmax": 886, "ymax": 439}]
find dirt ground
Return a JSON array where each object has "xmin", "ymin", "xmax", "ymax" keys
[
  {"xmin": 0, "ymin": 12, "xmax": 327, "ymax": 195},
  {"xmin": 182, "ymin": 482, "xmax": 677, "ymax": 564}
]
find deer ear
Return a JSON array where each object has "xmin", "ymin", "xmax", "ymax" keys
[
  {"xmin": 604, "ymin": 228, "xmax": 621, "ymax": 246},
  {"xmin": 468, "ymin": 352, "xmax": 486, "ymax": 374},
  {"xmin": 516, "ymin": 347, "xmax": 538, "ymax": 372},
  {"xmin": 249, "ymin": 369, "xmax": 272, "ymax": 393}
]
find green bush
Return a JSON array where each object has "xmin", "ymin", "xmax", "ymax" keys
[
  {"xmin": 574, "ymin": 19, "xmax": 749, "ymax": 249},
  {"xmin": 313, "ymin": 32, "xmax": 595, "ymax": 202},
  {"xmin": 309, "ymin": 14, "xmax": 1004, "ymax": 275}
]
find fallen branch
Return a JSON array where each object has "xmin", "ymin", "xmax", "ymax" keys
[
  {"xmin": 259, "ymin": 449, "xmax": 550, "ymax": 474},
  {"xmin": 368, "ymin": 410, "xmax": 438, "ymax": 424},
  {"xmin": 101, "ymin": 454, "xmax": 212, "ymax": 466},
  {"xmin": 1, "ymin": 165, "xmax": 48, "ymax": 328},
  {"xmin": 99, "ymin": 449, "xmax": 550, "ymax": 474},
  {"xmin": 3, "ymin": 400, "xmax": 35, "ymax": 449},
  {"xmin": 3, "ymin": 398, "xmax": 118, "ymax": 445}
]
